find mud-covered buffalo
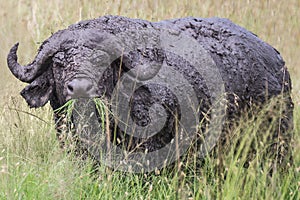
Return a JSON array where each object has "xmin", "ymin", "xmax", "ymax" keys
[{"xmin": 7, "ymin": 15, "xmax": 293, "ymax": 172}]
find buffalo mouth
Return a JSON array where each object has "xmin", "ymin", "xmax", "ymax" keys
[
  {"xmin": 54, "ymin": 97, "xmax": 110, "ymax": 152},
  {"xmin": 55, "ymin": 97, "xmax": 109, "ymax": 132}
]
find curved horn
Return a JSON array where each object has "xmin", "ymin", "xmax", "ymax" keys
[
  {"xmin": 7, "ymin": 30, "xmax": 68, "ymax": 83},
  {"xmin": 7, "ymin": 43, "xmax": 34, "ymax": 83},
  {"xmin": 7, "ymin": 29, "xmax": 121, "ymax": 83}
]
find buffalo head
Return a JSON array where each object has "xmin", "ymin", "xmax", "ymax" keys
[{"xmin": 7, "ymin": 30, "xmax": 129, "ymax": 109}]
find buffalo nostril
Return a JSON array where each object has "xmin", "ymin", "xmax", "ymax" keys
[{"xmin": 67, "ymin": 84, "xmax": 74, "ymax": 93}]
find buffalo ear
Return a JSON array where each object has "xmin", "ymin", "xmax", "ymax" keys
[{"xmin": 20, "ymin": 69, "xmax": 54, "ymax": 108}]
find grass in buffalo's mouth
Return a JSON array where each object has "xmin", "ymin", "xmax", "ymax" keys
[
  {"xmin": 93, "ymin": 98, "xmax": 109, "ymax": 133},
  {"xmin": 54, "ymin": 99, "xmax": 77, "ymax": 120},
  {"xmin": 54, "ymin": 97, "xmax": 112, "ymax": 134}
]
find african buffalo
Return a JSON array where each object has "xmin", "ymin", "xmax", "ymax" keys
[{"xmin": 7, "ymin": 15, "xmax": 293, "ymax": 172}]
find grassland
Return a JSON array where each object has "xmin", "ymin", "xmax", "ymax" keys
[{"xmin": 0, "ymin": 0, "xmax": 299, "ymax": 199}]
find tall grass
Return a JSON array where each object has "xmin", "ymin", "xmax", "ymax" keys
[{"xmin": 0, "ymin": 0, "xmax": 299, "ymax": 199}]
